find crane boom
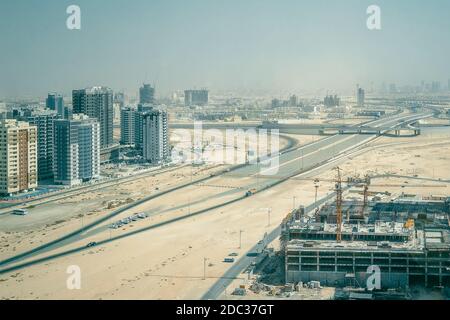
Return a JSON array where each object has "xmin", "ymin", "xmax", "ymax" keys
[{"xmin": 335, "ymin": 167, "xmax": 343, "ymax": 242}]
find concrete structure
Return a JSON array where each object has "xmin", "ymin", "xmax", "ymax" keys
[
  {"xmin": 120, "ymin": 107, "xmax": 136, "ymax": 145},
  {"xmin": 284, "ymin": 199, "xmax": 450, "ymax": 289},
  {"xmin": 139, "ymin": 84, "xmax": 155, "ymax": 105},
  {"xmin": 15, "ymin": 109, "xmax": 59, "ymax": 181},
  {"xmin": 72, "ymin": 87, "xmax": 114, "ymax": 148},
  {"xmin": 142, "ymin": 109, "xmax": 169, "ymax": 163},
  {"xmin": 184, "ymin": 89, "xmax": 209, "ymax": 106},
  {"xmin": 318, "ymin": 125, "xmax": 421, "ymax": 137},
  {"xmin": 100, "ymin": 144, "xmax": 120, "ymax": 164},
  {"xmin": 53, "ymin": 114, "xmax": 100, "ymax": 186},
  {"xmin": 0, "ymin": 119, "xmax": 37, "ymax": 195}
]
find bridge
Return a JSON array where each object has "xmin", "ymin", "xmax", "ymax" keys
[
  {"xmin": 318, "ymin": 125, "xmax": 421, "ymax": 137},
  {"xmin": 317, "ymin": 115, "xmax": 427, "ymax": 137}
]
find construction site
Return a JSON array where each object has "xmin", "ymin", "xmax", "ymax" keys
[{"xmin": 281, "ymin": 169, "xmax": 450, "ymax": 294}]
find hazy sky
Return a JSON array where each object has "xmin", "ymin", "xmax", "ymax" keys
[{"xmin": 1, "ymin": 0, "xmax": 450, "ymax": 99}]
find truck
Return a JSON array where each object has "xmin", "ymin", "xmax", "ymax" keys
[{"xmin": 245, "ymin": 189, "xmax": 257, "ymax": 197}]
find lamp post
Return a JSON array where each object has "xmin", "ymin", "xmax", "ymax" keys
[{"xmin": 239, "ymin": 230, "xmax": 244, "ymax": 249}]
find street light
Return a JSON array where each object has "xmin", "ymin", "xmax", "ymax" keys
[
  {"xmin": 239, "ymin": 230, "xmax": 244, "ymax": 249},
  {"xmin": 314, "ymin": 178, "xmax": 320, "ymax": 205}
]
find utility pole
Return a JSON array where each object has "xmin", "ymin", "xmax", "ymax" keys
[
  {"xmin": 267, "ymin": 207, "xmax": 272, "ymax": 227},
  {"xmin": 189, "ymin": 165, "xmax": 192, "ymax": 214},
  {"xmin": 301, "ymin": 149, "xmax": 304, "ymax": 171},
  {"xmin": 239, "ymin": 230, "xmax": 244, "ymax": 249},
  {"xmin": 314, "ymin": 179, "xmax": 320, "ymax": 215}
]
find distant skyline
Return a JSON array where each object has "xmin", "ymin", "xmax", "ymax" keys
[{"xmin": 1, "ymin": 0, "xmax": 450, "ymax": 99}]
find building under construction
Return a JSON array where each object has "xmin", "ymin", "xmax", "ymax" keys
[{"xmin": 282, "ymin": 170, "xmax": 450, "ymax": 289}]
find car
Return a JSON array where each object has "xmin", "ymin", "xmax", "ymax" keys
[
  {"xmin": 131, "ymin": 216, "xmax": 138, "ymax": 221},
  {"xmin": 223, "ymin": 258, "xmax": 235, "ymax": 263},
  {"xmin": 121, "ymin": 219, "xmax": 129, "ymax": 224},
  {"xmin": 229, "ymin": 253, "xmax": 238, "ymax": 257},
  {"xmin": 86, "ymin": 242, "xmax": 97, "ymax": 248}
]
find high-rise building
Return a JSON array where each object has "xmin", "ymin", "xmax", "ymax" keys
[
  {"xmin": 0, "ymin": 102, "xmax": 6, "ymax": 119},
  {"xmin": 46, "ymin": 93, "xmax": 63, "ymax": 113},
  {"xmin": 139, "ymin": 84, "xmax": 155, "ymax": 105},
  {"xmin": 72, "ymin": 87, "xmax": 114, "ymax": 148},
  {"xmin": 389, "ymin": 83, "xmax": 397, "ymax": 94},
  {"xmin": 142, "ymin": 109, "xmax": 169, "ymax": 163},
  {"xmin": 184, "ymin": 89, "xmax": 209, "ymax": 106},
  {"xmin": 15, "ymin": 109, "xmax": 59, "ymax": 181},
  {"xmin": 46, "ymin": 93, "xmax": 70, "ymax": 119},
  {"xmin": 0, "ymin": 119, "xmax": 37, "ymax": 195},
  {"xmin": 357, "ymin": 86, "xmax": 365, "ymax": 107},
  {"xmin": 113, "ymin": 92, "xmax": 126, "ymax": 123},
  {"xmin": 324, "ymin": 95, "xmax": 340, "ymax": 108},
  {"xmin": 431, "ymin": 81, "xmax": 441, "ymax": 93},
  {"xmin": 120, "ymin": 107, "xmax": 136, "ymax": 145},
  {"xmin": 134, "ymin": 104, "xmax": 154, "ymax": 150},
  {"xmin": 53, "ymin": 114, "xmax": 100, "ymax": 186},
  {"xmin": 289, "ymin": 95, "xmax": 298, "ymax": 107}
]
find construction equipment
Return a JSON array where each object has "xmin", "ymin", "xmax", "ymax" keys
[
  {"xmin": 335, "ymin": 167, "xmax": 343, "ymax": 242},
  {"xmin": 358, "ymin": 182, "xmax": 369, "ymax": 216}
]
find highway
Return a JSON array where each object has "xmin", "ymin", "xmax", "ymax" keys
[{"xmin": 0, "ymin": 111, "xmax": 431, "ymax": 274}]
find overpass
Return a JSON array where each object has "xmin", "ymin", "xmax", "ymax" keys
[
  {"xmin": 318, "ymin": 126, "xmax": 421, "ymax": 137},
  {"xmin": 318, "ymin": 114, "xmax": 428, "ymax": 137}
]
